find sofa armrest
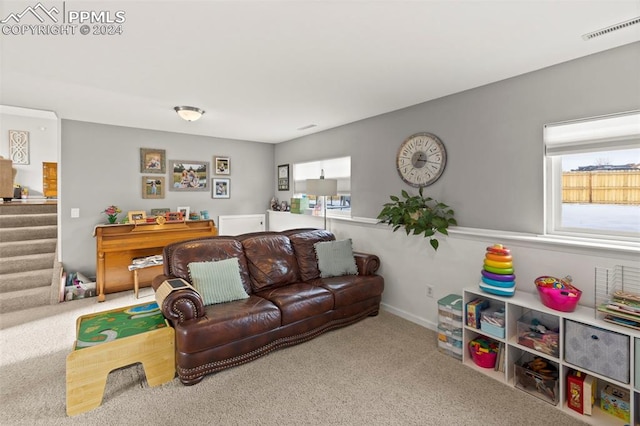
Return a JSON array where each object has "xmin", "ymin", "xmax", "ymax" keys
[
  {"xmin": 152, "ymin": 274, "xmax": 205, "ymax": 324},
  {"xmin": 353, "ymin": 252, "xmax": 380, "ymax": 275}
]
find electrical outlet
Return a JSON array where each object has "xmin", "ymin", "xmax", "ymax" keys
[{"xmin": 426, "ymin": 285, "xmax": 434, "ymax": 298}]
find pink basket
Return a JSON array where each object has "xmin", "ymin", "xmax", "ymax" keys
[
  {"xmin": 469, "ymin": 343, "xmax": 497, "ymax": 369},
  {"xmin": 535, "ymin": 276, "xmax": 582, "ymax": 312}
]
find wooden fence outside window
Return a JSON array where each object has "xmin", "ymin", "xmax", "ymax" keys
[{"xmin": 562, "ymin": 170, "xmax": 640, "ymax": 204}]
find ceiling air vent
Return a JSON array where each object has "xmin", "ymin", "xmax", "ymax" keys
[
  {"xmin": 582, "ymin": 16, "xmax": 640, "ymax": 40},
  {"xmin": 297, "ymin": 124, "xmax": 317, "ymax": 131}
]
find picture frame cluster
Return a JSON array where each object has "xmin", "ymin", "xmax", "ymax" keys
[{"xmin": 138, "ymin": 148, "xmax": 232, "ymax": 200}]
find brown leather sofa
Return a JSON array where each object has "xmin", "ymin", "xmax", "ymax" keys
[{"xmin": 152, "ymin": 228, "xmax": 384, "ymax": 385}]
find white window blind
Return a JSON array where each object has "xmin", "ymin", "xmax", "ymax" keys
[
  {"xmin": 544, "ymin": 110, "xmax": 640, "ymax": 156},
  {"xmin": 293, "ymin": 157, "xmax": 351, "ymax": 194}
]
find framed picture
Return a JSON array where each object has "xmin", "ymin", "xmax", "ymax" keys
[
  {"xmin": 165, "ymin": 211, "xmax": 184, "ymax": 222},
  {"xmin": 168, "ymin": 160, "xmax": 209, "ymax": 191},
  {"xmin": 140, "ymin": 148, "xmax": 166, "ymax": 174},
  {"xmin": 278, "ymin": 164, "xmax": 289, "ymax": 191},
  {"xmin": 212, "ymin": 178, "xmax": 230, "ymax": 199},
  {"xmin": 127, "ymin": 210, "xmax": 147, "ymax": 224},
  {"xmin": 141, "ymin": 176, "xmax": 165, "ymax": 199},
  {"xmin": 177, "ymin": 206, "xmax": 190, "ymax": 220},
  {"xmin": 150, "ymin": 208, "xmax": 170, "ymax": 216},
  {"xmin": 214, "ymin": 156, "xmax": 230, "ymax": 175}
]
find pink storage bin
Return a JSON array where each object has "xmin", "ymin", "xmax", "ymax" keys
[
  {"xmin": 468, "ymin": 341, "xmax": 497, "ymax": 368},
  {"xmin": 534, "ymin": 276, "xmax": 582, "ymax": 312}
]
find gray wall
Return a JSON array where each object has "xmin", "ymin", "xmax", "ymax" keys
[
  {"xmin": 275, "ymin": 42, "xmax": 640, "ymax": 234},
  {"xmin": 58, "ymin": 43, "xmax": 638, "ymax": 282},
  {"xmin": 60, "ymin": 120, "xmax": 274, "ymax": 276}
]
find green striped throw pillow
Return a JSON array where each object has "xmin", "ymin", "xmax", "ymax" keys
[{"xmin": 188, "ymin": 257, "xmax": 249, "ymax": 306}]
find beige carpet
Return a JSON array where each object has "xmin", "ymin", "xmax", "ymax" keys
[{"xmin": 0, "ymin": 290, "xmax": 587, "ymax": 426}]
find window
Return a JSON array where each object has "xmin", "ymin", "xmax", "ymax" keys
[
  {"xmin": 293, "ymin": 157, "xmax": 351, "ymax": 216},
  {"xmin": 544, "ymin": 111, "xmax": 640, "ymax": 241}
]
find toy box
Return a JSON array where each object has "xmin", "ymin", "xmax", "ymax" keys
[
  {"xmin": 468, "ymin": 337, "xmax": 498, "ymax": 369},
  {"xmin": 514, "ymin": 354, "xmax": 559, "ymax": 405},
  {"xmin": 466, "ymin": 298, "xmax": 489, "ymax": 329},
  {"xmin": 437, "ymin": 324, "xmax": 463, "ymax": 360},
  {"xmin": 516, "ymin": 311, "xmax": 559, "ymax": 358},
  {"xmin": 565, "ymin": 320, "xmax": 629, "ymax": 384},
  {"xmin": 480, "ymin": 307, "xmax": 505, "ymax": 339},
  {"xmin": 600, "ymin": 384, "xmax": 630, "ymax": 422},
  {"xmin": 438, "ymin": 294, "xmax": 463, "ymax": 331},
  {"xmin": 567, "ymin": 371, "xmax": 596, "ymax": 415}
]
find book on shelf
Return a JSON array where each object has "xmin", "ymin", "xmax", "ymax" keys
[{"xmin": 494, "ymin": 342, "xmax": 505, "ymax": 372}]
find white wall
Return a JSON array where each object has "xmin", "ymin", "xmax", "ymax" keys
[{"xmin": 0, "ymin": 110, "xmax": 58, "ymax": 196}]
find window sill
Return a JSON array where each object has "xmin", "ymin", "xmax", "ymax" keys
[
  {"xmin": 332, "ymin": 215, "xmax": 640, "ymax": 257},
  {"xmin": 269, "ymin": 211, "xmax": 639, "ymax": 256},
  {"xmin": 448, "ymin": 226, "xmax": 639, "ymax": 255}
]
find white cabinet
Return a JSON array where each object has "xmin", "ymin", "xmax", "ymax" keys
[{"xmin": 462, "ymin": 286, "xmax": 639, "ymax": 425}]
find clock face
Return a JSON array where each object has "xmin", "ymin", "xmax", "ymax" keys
[{"xmin": 396, "ymin": 133, "xmax": 447, "ymax": 187}]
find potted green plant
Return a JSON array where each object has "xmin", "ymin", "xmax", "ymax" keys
[{"xmin": 377, "ymin": 187, "xmax": 457, "ymax": 251}]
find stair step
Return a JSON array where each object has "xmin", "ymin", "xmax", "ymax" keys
[
  {"xmin": 0, "ymin": 238, "xmax": 57, "ymax": 258},
  {"xmin": 0, "ymin": 213, "xmax": 57, "ymax": 228},
  {"xmin": 0, "ymin": 268, "xmax": 54, "ymax": 292},
  {"xmin": 0, "ymin": 203, "xmax": 57, "ymax": 215},
  {"xmin": 0, "ymin": 225, "xmax": 57, "ymax": 242},
  {"xmin": 0, "ymin": 286, "xmax": 52, "ymax": 313},
  {"xmin": 0, "ymin": 253, "xmax": 55, "ymax": 275},
  {"xmin": 0, "ymin": 202, "xmax": 58, "ymax": 314}
]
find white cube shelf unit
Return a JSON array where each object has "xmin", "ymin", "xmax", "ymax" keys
[{"xmin": 462, "ymin": 286, "xmax": 639, "ymax": 426}]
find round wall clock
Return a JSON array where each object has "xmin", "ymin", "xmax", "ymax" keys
[{"xmin": 396, "ymin": 132, "xmax": 447, "ymax": 187}]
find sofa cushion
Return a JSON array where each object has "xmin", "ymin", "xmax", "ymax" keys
[
  {"xmin": 241, "ymin": 234, "xmax": 300, "ymax": 291},
  {"xmin": 288, "ymin": 229, "xmax": 335, "ymax": 281},
  {"xmin": 255, "ymin": 283, "xmax": 334, "ymax": 325},
  {"xmin": 312, "ymin": 274, "xmax": 385, "ymax": 308},
  {"xmin": 168, "ymin": 237, "xmax": 253, "ymax": 294},
  {"xmin": 175, "ymin": 295, "xmax": 281, "ymax": 353},
  {"xmin": 314, "ymin": 239, "xmax": 358, "ymax": 278},
  {"xmin": 188, "ymin": 258, "xmax": 249, "ymax": 306}
]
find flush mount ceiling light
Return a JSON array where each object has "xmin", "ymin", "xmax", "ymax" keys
[
  {"xmin": 174, "ymin": 106, "xmax": 205, "ymax": 122},
  {"xmin": 582, "ymin": 16, "xmax": 640, "ymax": 40}
]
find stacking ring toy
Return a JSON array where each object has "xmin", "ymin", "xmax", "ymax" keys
[
  {"xmin": 485, "ymin": 252, "xmax": 513, "ymax": 262},
  {"xmin": 486, "ymin": 245, "xmax": 511, "ymax": 255},
  {"xmin": 481, "ymin": 276, "xmax": 515, "ymax": 288},
  {"xmin": 481, "ymin": 270, "xmax": 516, "ymax": 282},
  {"xmin": 483, "ymin": 265, "xmax": 514, "ymax": 275},
  {"xmin": 484, "ymin": 259, "xmax": 513, "ymax": 269}
]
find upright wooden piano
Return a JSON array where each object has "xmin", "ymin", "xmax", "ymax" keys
[{"xmin": 94, "ymin": 220, "xmax": 217, "ymax": 301}]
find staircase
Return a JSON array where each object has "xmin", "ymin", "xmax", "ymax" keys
[{"xmin": 0, "ymin": 202, "xmax": 59, "ymax": 313}]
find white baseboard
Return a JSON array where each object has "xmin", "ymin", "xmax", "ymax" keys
[{"xmin": 380, "ymin": 302, "xmax": 437, "ymax": 331}]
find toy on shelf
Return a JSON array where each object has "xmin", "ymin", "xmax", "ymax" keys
[
  {"xmin": 515, "ymin": 356, "xmax": 559, "ymax": 404},
  {"xmin": 517, "ymin": 316, "xmax": 559, "ymax": 357},
  {"xmin": 534, "ymin": 276, "xmax": 582, "ymax": 312},
  {"xmin": 479, "ymin": 244, "xmax": 516, "ymax": 297},
  {"xmin": 567, "ymin": 371, "xmax": 596, "ymax": 415},
  {"xmin": 468, "ymin": 337, "xmax": 499, "ymax": 369}
]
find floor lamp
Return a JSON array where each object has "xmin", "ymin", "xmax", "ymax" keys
[{"xmin": 306, "ymin": 171, "xmax": 338, "ymax": 230}]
